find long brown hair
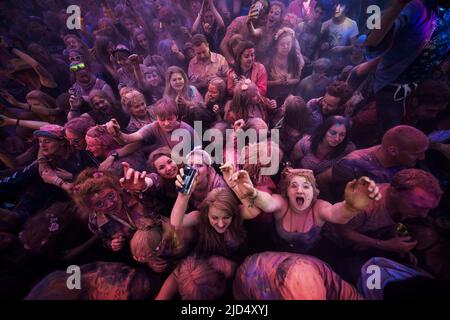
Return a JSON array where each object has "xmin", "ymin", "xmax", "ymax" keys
[{"xmin": 196, "ymin": 188, "xmax": 245, "ymax": 257}]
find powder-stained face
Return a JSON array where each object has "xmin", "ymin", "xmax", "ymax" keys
[
  {"xmin": 396, "ymin": 187, "xmax": 440, "ymax": 219},
  {"xmin": 325, "ymin": 124, "xmax": 346, "ymax": 147},
  {"xmin": 89, "ymin": 187, "xmax": 122, "ymax": 215},
  {"xmin": 287, "ymin": 176, "xmax": 315, "ymax": 212},
  {"xmin": 208, "ymin": 207, "xmax": 232, "ymax": 234}
]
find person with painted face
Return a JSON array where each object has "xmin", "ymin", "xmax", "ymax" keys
[
  {"xmin": 72, "ymin": 168, "xmax": 157, "ymax": 252},
  {"xmin": 222, "ymin": 166, "xmax": 381, "ymax": 254},
  {"xmin": 129, "ymin": 216, "xmax": 196, "ymax": 274}
]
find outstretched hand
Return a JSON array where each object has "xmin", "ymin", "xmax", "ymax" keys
[
  {"xmin": 220, "ymin": 163, "xmax": 255, "ymax": 199},
  {"xmin": 119, "ymin": 162, "xmax": 148, "ymax": 192},
  {"xmin": 344, "ymin": 176, "xmax": 381, "ymax": 212},
  {"xmin": 105, "ymin": 118, "xmax": 121, "ymax": 138}
]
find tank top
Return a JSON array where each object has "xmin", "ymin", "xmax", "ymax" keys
[{"xmin": 274, "ymin": 204, "xmax": 322, "ymax": 254}]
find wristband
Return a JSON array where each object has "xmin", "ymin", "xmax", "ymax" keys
[
  {"xmin": 16, "ymin": 119, "xmax": 20, "ymax": 126},
  {"xmin": 247, "ymin": 189, "xmax": 258, "ymax": 208}
]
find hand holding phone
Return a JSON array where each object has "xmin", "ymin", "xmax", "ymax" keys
[{"xmin": 176, "ymin": 165, "xmax": 198, "ymax": 195}]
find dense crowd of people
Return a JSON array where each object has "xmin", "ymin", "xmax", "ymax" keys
[{"xmin": 0, "ymin": 0, "xmax": 449, "ymax": 300}]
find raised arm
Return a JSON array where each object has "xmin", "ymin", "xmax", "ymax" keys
[
  {"xmin": 105, "ymin": 118, "xmax": 144, "ymax": 144},
  {"xmin": 365, "ymin": 0, "xmax": 412, "ymax": 47},
  {"xmin": 1, "ymin": 42, "xmax": 57, "ymax": 88},
  {"xmin": 208, "ymin": 0, "xmax": 225, "ymax": 30},
  {"xmin": 317, "ymin": 177, "xmax": 382, "ymax": 224},
  {"xmin": 0, "ymin": 115, "xmax": 49, "ymax": 130},
  {"xmin": 222, "ymin": 165, "xmax": 284, "ymax": 218},
  {"xmin": 170, "ymin": 168, "xmax": 201, "ymax": 228}
]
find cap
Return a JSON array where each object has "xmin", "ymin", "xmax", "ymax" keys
[
  {"xmin": 112, "ymin": 44, "xmax": 131, "ymax": 56},
  {"xmin": 33, "ymin": 124, "xmax": 65, "ymax": 140}
]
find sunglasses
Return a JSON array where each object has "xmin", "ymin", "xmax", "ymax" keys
[{"xmin": 69, "ymin": 62, "xmax": 86, "ymax": 72}]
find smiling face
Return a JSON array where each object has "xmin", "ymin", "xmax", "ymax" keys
[
  {"xmin": 240, "ymin": 48, "xmax": 255, "ymax": 71},
  {"xmin": 129, "ymin": 97, "xmax": 147, "ymax": 118},
  {"xmin": 324, "ymin": 124, "xmax": 346, "ymax": 147},
  {"xmin": 153, "ymin": 155, "xmax": 178, "ymax": 179},
  {"xmin": 170, "ymin": 72, "xmax": 185, "ymax": 92},
  {"xmin": 287, "ymin": 176, "xmax": 315, "ymax": 212},
  {"xmin": 91, "ymin": 96, "xmax": 111, "ymax": 112},
  {"xmin": 208, "ymin": 206, "xmax": 232, "ymax": 234},
  {"xmin": 89, "ymin": 187, "xmax": 122, "ymax": 215},
  {"xmin": 268, "ymin": 5, "xmax": 282, "ymax": 26}
]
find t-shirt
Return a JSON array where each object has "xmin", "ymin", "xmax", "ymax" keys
[
  {"xmin": 331, "ymin": 146, "xmax": 404, "ymax": 199},
  {"xmin": 137, "ymin": 121, "xmax": 197, "ymax": 154},
  {"xmin": 366, "ymin": 0, "xmax": 440, "ymax": 92},
  {"xmin": 321, "ymin": 17, "xmax": 359, "ymax": 47}
]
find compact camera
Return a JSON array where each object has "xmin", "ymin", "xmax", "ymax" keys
[{"xmin": 178, "ymin": 165, "xmax": 198, "ymax": 195}]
